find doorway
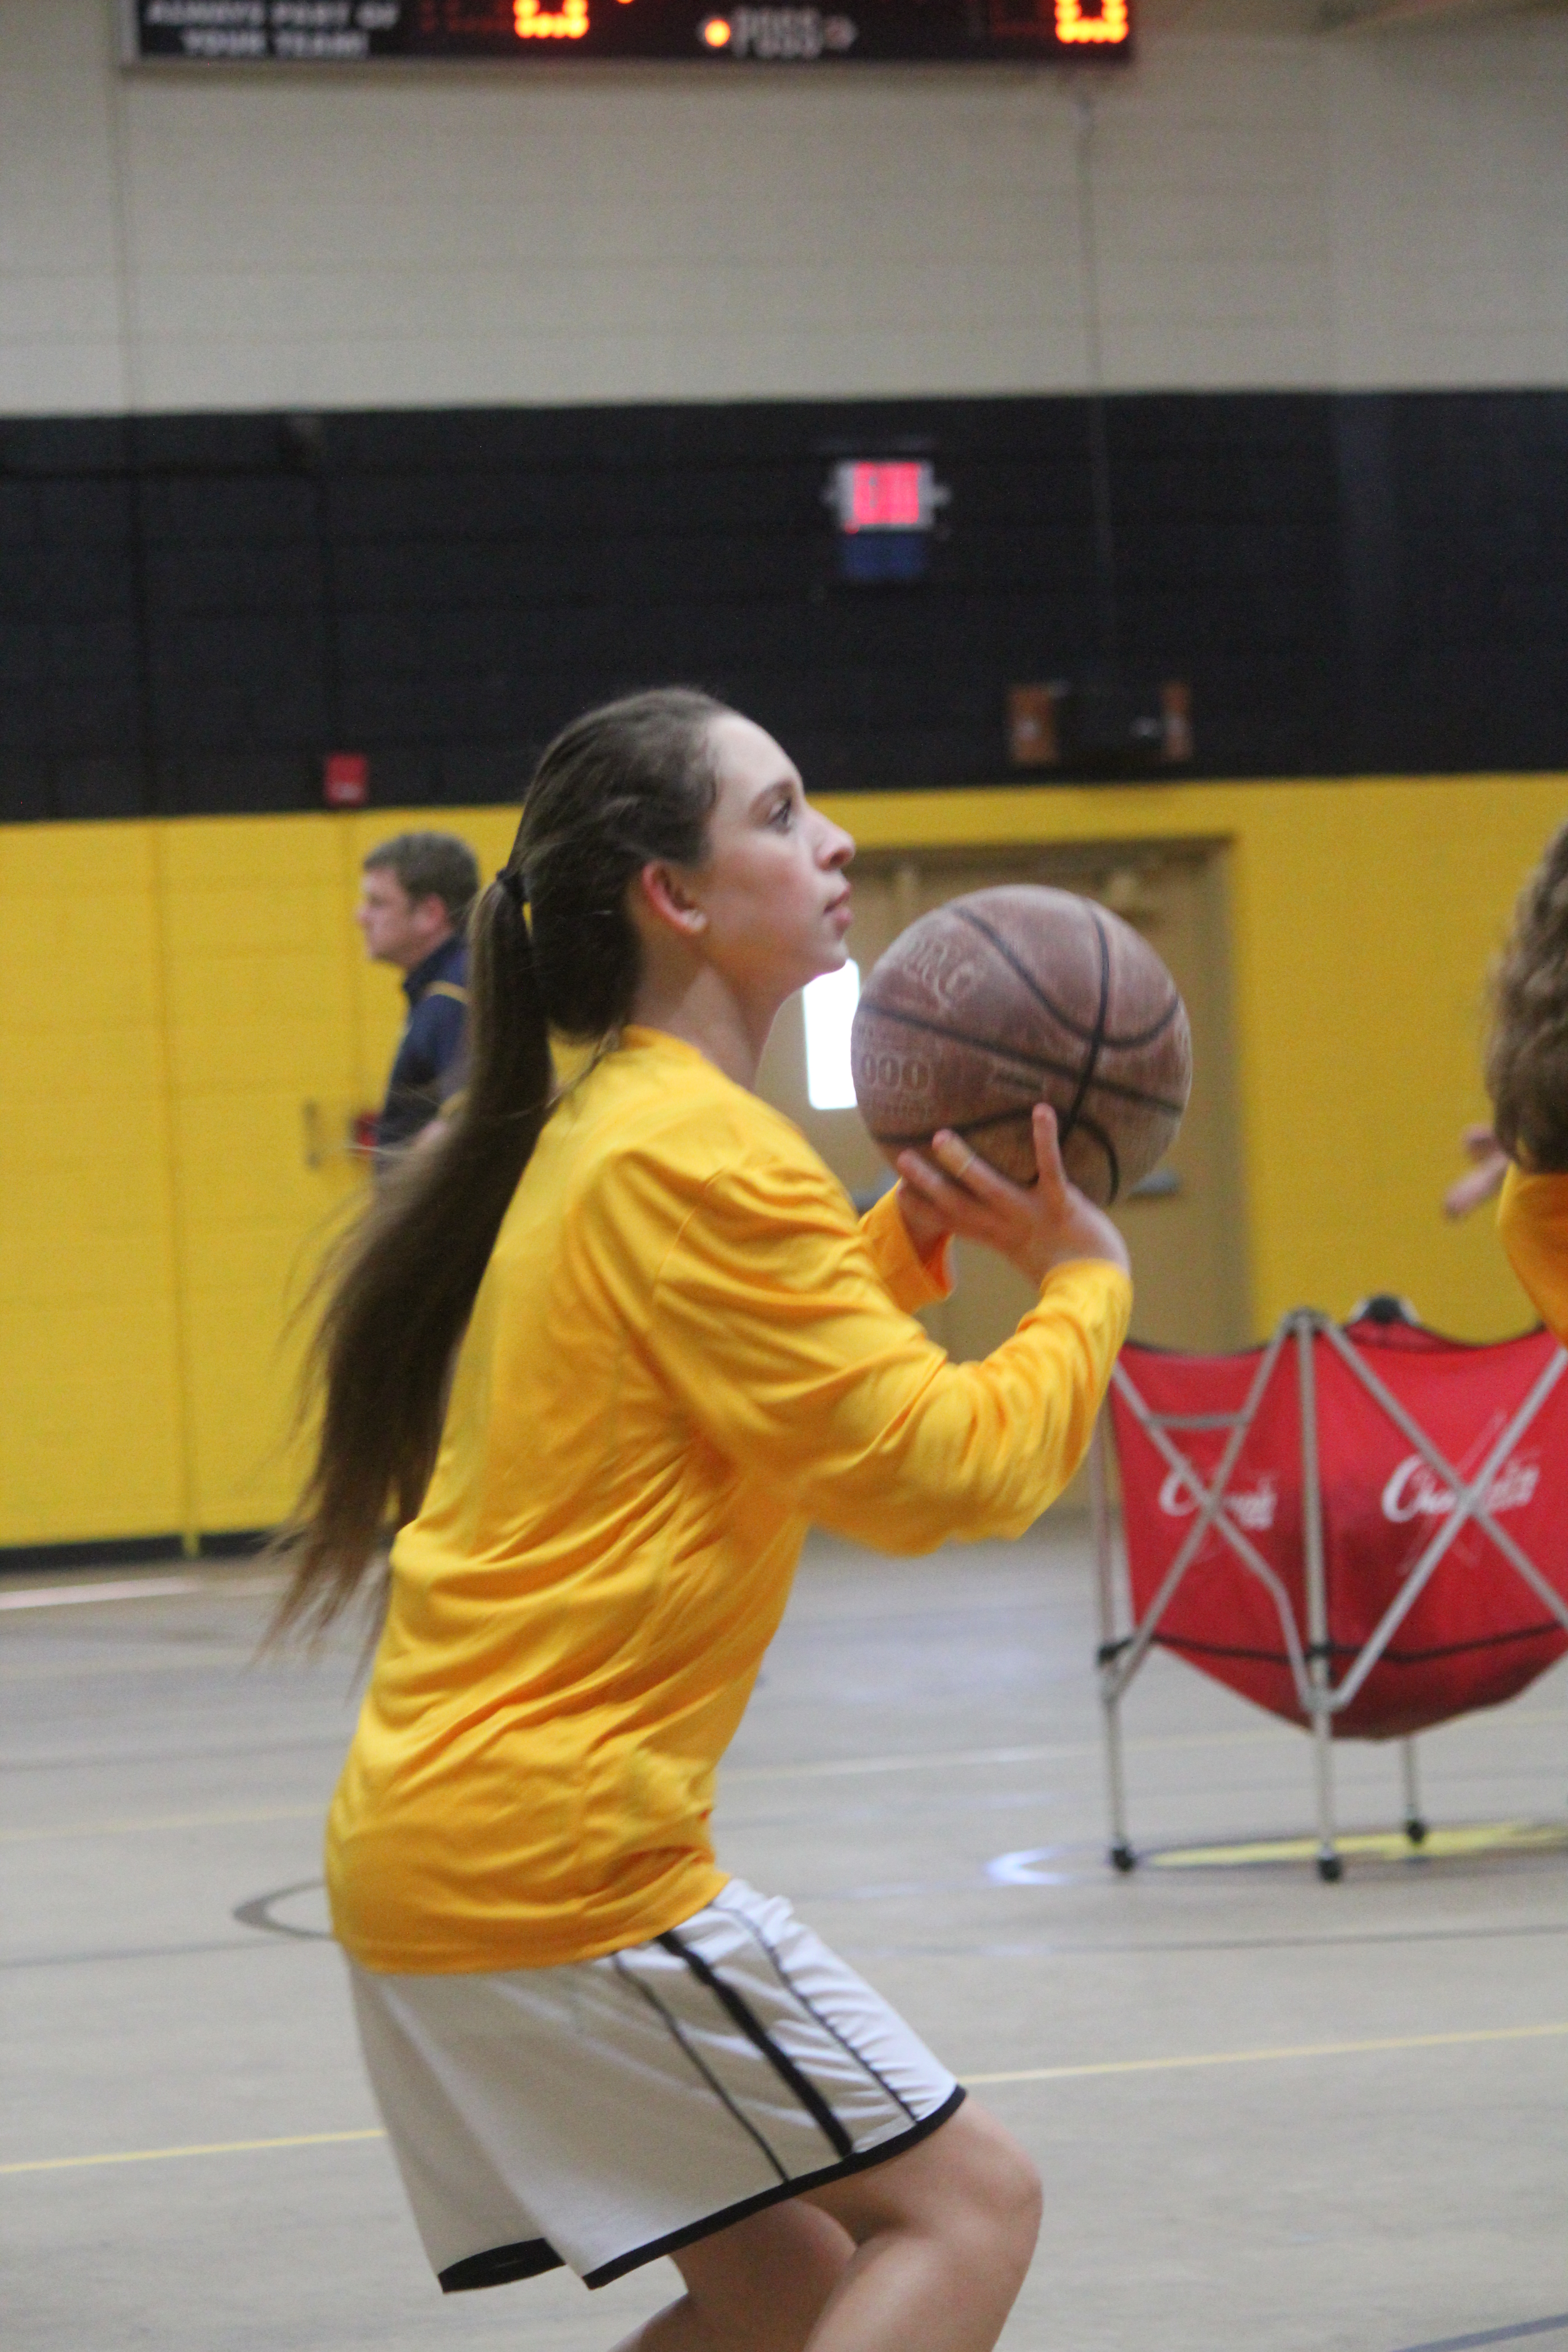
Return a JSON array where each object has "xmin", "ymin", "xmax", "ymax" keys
[{"xmin": 755, "ymin": 840, "xmax": 1249, "ymax": 1358}]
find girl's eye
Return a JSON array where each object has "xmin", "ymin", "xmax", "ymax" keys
[{"xmin": 770, "ymin": 799, "xmax": 795, "ymax": 829}]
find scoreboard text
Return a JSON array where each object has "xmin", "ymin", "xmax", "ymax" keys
[{"xmin": 127, "ymin": 0, "xmax": 1133, "ymax": 66}]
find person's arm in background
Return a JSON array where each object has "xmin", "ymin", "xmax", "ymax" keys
[{"xmin": 1443, "ymin": 1124, "xmax": 1510, "ymax": 1220}]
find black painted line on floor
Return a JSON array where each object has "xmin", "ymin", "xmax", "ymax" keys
[
  {"xmin": 233, "ymin": 1882, "xmax": 333, "ymax": 1940},
  {"xmin": 1392, "ymin": 2316, "xmax": 1568, "ymax": 2352}
]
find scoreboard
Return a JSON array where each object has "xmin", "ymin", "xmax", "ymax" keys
[{"xmin": 125, "ymin": 0, "xmax": 1132, "ymax": 66}]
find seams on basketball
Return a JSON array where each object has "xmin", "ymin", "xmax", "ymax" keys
[{"xmin": 850, "ymin": 884, "xmax": 1191, "ymax": 1207}]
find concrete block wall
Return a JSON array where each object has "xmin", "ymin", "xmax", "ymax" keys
[{"xmin": 3, "ymin": 3, "xmax": 1568, "ymax": 416}]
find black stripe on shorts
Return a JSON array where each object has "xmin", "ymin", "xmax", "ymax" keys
[{"xmin": 657, "ymin": 1925, "xmax": 854, "ymax": 2161}]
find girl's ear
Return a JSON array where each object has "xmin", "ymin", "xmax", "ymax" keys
[{"xmin": 637, "ymin": 861, "xmax": 708, "ymax": 939}]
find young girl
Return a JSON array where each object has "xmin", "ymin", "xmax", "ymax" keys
[
  {"xmin": 274, "ymin": 689, "xmax": 1132, "ymax": 2352},
  {"xmin": 1490, "ymin": 816, "xmax": 1568, "ymax": 1343}
]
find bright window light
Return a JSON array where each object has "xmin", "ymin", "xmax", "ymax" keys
[{"xmin": 804, "ymin": 960, "xmax": 860, "ymax": 1110}]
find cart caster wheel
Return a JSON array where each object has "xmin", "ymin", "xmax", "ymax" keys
[
  {"xmin": 1109, "ymin": 1842, "xmax": 1137, "ymax": 1873},
  {"xmin": 1317, "ymin": 1851, "xmax": 1343, "ymax": 1883},
  {"xmin": 1404, "ymin": 1817, "xmax": 1428, "ymax": 1846}
]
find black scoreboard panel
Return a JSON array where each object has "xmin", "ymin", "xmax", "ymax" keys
[{"xmin": 126, "ymin": 0, "xmax": 1132, "ymax": 66}]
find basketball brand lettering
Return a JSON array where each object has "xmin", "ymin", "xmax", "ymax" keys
[
  {"xmin": 904, "ymin": 936, "xmax": 979, "ymax": 1012},
  {"xmin": 1380, "ymin": 1454, "xmax": 1539, "ymax": 1525},
  {"xmin": 862, "ymin": 1052, "xmax": 930, "ymax": 1093},
  {"xmin": 1157, "ymin": 1470, "xmax": 1278, "ymax": 1531}
]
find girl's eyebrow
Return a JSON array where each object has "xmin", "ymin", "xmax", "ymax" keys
[{"xmin": 749, "ymin": 773, "xmax": 801, "ymax": 814}]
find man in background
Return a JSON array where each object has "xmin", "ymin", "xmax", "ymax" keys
[{"xmin": 356, "ymin": 832, "xmax": 480, "ymax": 1167}]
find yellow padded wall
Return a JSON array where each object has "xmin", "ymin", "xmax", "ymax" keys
[
  {"xmin": 156, "ymin": 814, "xmax": 370, "ymax": 1534},
  {"xmin": 830, "ymin": 772, "xmax": 1568, "ymax": 1339},
  {"xmin": 1, "ymin": 777, "xmax": 1563, "ymax": 1552},
  {"xmin": 158, "ymin": 808, "xmax": 514, "ymax": 1538},
  {"xmin": 0, "ymin": 823, "xmax": 186, "ymax": 1544},
  {"xmin": 1222, "ymin": 776, "xmax": 1565, "ymax": 1338}
]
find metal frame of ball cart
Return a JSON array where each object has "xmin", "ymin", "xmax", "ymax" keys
[{"xmin": 1088, "ymin": 1306, "xmax": 1568, "ymax": 1880}]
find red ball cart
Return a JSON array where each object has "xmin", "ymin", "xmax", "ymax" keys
[{"xmin": 1091, "ymin": 1301, "xmax": 1568, "ymax": 1879}]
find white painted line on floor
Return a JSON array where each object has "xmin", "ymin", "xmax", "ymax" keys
[
  {"xmin": 965, "ymin": 2019, "xmax": 1568, "ymax": 2086},
  {"xmin": 0, "ymin": 1804, "xmax": 323, "ymax": 1844},
  {"xmin": 0, "ymin": 1573, "xmax": 282, "ymax": 1611},
  {"xmin": 725, "ymin": 1743, "xmax": 1067, "ymax": 1782},
  {"xmin": 723, "ymin": 1709, "xmax": 1568, "ymax": 1784},
  {"xmin": 9, "ymin": 2021, "xmax": 1562, "ymax": 2177},
  {"xmin": 0, "ymin": 1578, "xmax": 204, "ymax": 1610},
  {"xmin": 11, "ymin": 1699, "xmax": 1568, "ymax": 1840}
]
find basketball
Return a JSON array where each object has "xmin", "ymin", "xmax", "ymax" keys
[{"xmin": 850, "ymin": 884, "xmax": 1192, "ymax": 1206}]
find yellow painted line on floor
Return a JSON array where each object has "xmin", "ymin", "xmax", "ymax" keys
[
  {"xmin": 965, "ymin": 2020, "xmax": 1568, "ymax": 2087},
  {"xmin": 0, "ymin": 2128, "xmax": 386, "ymax": 2176},
  {"xmin": 1149, "ymin": 1822, "xmax": 1568, "ymax": 1870},
  {"xmin": 10, "ymin": 2023, "xmax": 1562, "ymax": 2177}
]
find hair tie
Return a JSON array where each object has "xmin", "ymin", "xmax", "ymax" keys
[{"xmin": 496, "ymin": 867, "xmax": 528, "ymax": 909}]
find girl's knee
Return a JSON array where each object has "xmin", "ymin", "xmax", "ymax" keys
[
  {"xmin": 952, "ymin": 2111, "xmax": 1043, "ymax": 2265},
  {"xmin": 812, "ymin": 2098, "xmax": 1041, "ymax": 2268}
]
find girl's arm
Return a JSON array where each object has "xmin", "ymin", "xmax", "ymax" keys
[{"xmin": 648, "ymin": 1139, "xmax": 1130, "ymax": 1553}]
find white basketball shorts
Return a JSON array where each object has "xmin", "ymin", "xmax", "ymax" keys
[{"xmin": 347, "ymin": 1876, "xmax": 964, "ymax": 2291}]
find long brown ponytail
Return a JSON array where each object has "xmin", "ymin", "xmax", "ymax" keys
[{"xmin": 268, "ymin": 688, "xmax": 726, "ymax": 1643}]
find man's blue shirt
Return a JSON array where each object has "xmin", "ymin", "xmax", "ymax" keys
[{"xmin": 376, "ymin": 932, "xmax": 468, "ymax": 1161}]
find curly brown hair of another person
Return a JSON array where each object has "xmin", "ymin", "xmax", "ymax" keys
[{"xmin": 1487, "ymin": 818, "xmax": 1568, "ymax": 1174}]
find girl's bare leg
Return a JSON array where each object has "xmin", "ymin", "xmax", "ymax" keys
[
  {"xmin": 610, "ymin": 2197, "xmax": 853, "ymax": 2352},
  {"xmin": 803, "ymin": 2102, "xmax": 1041, "ymax": 2352},
  {"xmin": 610, "ymin": 2100, "xmax": 1039, "ymax": 2352}
]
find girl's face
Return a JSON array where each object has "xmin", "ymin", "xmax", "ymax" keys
[{"xmin": 686, "ymin": 715, "xmax": 856, "ymax": 1007}]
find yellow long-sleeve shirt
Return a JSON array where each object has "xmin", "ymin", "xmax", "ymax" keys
[
  {"xmin": 326, "ymin": 1026, "xmax": 1132, "ymax": 1974},
  {"xmin": 1498, "ymin": 1163, "xmax": 1568, "ymax": 1344}
]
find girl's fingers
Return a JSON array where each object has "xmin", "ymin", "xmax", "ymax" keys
[
  {"xmin": 897, "ymin": 1147, "xmax": 984, "ymax": 1217},
  {"xmin": 929, "ymin": 1131, "xmax": 1019, "ymax": 1203},
  {"xmin": 898, "ymin": 1143, "xmax": 1015, "ymax": 1242},
  {"xmin": 1030, "ymin": 1104, "xmax": 1071, "ymax": 1208}
]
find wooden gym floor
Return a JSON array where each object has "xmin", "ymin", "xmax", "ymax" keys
[{"xmin": 3, "ymin": 1526, "xmax": 1565, "ymax": 2352}]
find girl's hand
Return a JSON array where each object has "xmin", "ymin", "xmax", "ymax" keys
[{"xmin": 896, "ymin": 1104, "xmax": 1130, "ymax": 1287}]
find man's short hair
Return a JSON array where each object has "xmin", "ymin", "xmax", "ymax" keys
[{"xmin": 363, "ymin": 831, "xmax": 481, "ymax": 927}]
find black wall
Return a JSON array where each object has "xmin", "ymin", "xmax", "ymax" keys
[{"xmin": 3, "ymin": 389, "xmax": 1567, "ymax": 823}]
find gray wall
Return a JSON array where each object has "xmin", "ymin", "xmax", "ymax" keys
[{"xmin": 5, "ymin": 1, "xmax": 1568, "ymax": 415}]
